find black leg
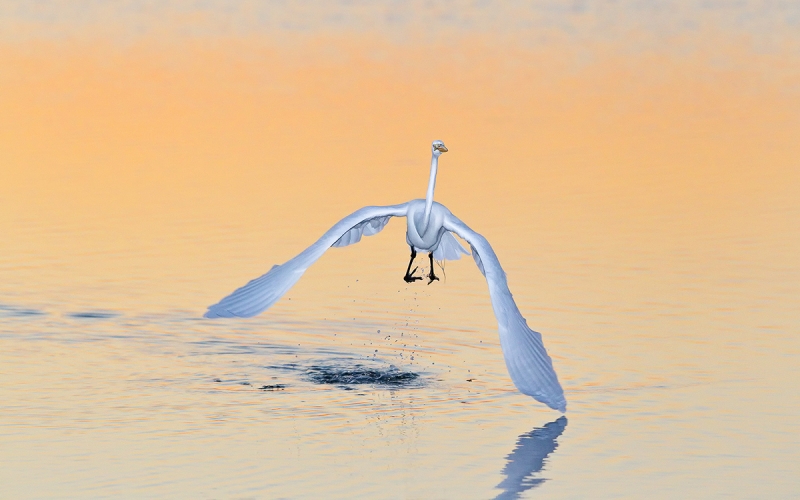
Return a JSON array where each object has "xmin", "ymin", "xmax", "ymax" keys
[
  {"xmin": 427, "ymin": 253, "xmax": 439, "ymax": 284},
  {"xmin": 403, "ymin": 246, "xmax": 422, "ymax": 283}
]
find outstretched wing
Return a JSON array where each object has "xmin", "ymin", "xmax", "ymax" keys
[
  {"xmin": 205, "ymin": 203, "xmax": 409, "ymax": 318},
  {"xmin": 444, "ymin": 214, "xmax": 566, "ymax": 412},
  {"xmin": 332, "ymin": 215, "xmax": 392, "ymax": 247}
]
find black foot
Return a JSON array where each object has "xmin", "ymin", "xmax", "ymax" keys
[{"xmin": 404, "ymin": 267, "xmax": 423, "ymax": 283}]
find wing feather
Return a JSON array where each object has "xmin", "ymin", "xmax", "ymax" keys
[
  {"xmin": 432, "ymin": 230, "xmax": 470, "ymax": 261},
  {"xmin": 444, "ymin": 214, "xmax": 566, "ymax": 411},
  {"xmin": 205, "ymin": 204, "xmax": 408, "ymax": 318},
  {"xmin": 332, "ymin": 215, "xmax": 392, "ymax": 247}
]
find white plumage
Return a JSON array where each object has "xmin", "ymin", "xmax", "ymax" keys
[{"xmin": 205, "ymin": 141, "xmax": 566, "ymax": 412}]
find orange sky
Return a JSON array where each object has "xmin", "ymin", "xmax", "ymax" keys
[
  {"xmin": 2, "ymin": 32, "xmax": 797, "ymax": 220},
  {"xmin": 1, "ymin": 15, "xmax": 798, "ymax": 310}
]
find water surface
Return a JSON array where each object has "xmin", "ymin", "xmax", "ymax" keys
[{"xmin": 1, "ymin": 2, "xmax": 799, "ymax": 498}]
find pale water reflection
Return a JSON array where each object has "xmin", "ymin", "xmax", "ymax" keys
[{"xmin": 495, "ymin": 417, "xmax": 568, "ymax": 500}]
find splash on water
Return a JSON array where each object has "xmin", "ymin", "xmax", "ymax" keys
[
  {"xmin": 305, "ymin": 362, "xmax": 421, "ymax": 388},
  {"xmin": 259, "ymin": 384, "xmax": 286, "ymax": 391}
]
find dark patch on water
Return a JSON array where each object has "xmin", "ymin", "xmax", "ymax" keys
[
  {"xmin": 68, "ymin": 311, "xmax": 119, "ymax": 320},
  {"xmin": 259, "ymin": 384, "xmax": 286, "ymax": 391},
  {"xmin": 306, "ymin": 364, "xmax": 420, "ymax": 388}
]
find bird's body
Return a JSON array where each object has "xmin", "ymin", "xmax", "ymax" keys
[
  {"xmin": 405, "ymin": 199, "xmax": 448, "ymax": 252},
  {"xmin": 205, "ymin": 141, "xmax": 567, "ymax": 412}
]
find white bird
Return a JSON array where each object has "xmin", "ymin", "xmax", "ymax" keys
[{"xmin": 205, "ymin": 141, "xmax": 566, "ymax": 412}]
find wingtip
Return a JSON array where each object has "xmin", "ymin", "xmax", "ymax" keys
[
  {"xmin": 522, "ymin": 386, "xmax": 567, "ymax": 412},
  {"xmin": 204, "ymin": 305, "xmax": 260, "ymax": 319},
  {"xmin": 204, "ymin": 306, "xmax": 232, "ymax": 319},
  {"xmin": 537, "ymin": 394, "xmax": 567, "ymax": 412}
]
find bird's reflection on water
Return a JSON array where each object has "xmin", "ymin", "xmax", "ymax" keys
[{"xmin": 494, "ymin": 416, "xmax": 568, "ymax": 499}]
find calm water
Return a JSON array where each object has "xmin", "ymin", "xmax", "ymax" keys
[{"xmin": 2, "ymin": 2, "xmax": 799, "ymax": 498}]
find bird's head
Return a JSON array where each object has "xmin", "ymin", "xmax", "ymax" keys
[{"xmin": 432, "ymin": 140, "xmax": 448, "ymax": 157}]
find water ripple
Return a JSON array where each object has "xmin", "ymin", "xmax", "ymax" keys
[
  {"xmin": 67, "ymin": 311, "xmax": 120, "ymax": 320},
  {"xmin": 0, "ymin": 303, "xmax": 46, "ymax": 318}
]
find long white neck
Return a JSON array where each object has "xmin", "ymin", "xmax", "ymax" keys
[{"xmin": 421, "ymin": 153, "xmax": 439, "ymax": 234}]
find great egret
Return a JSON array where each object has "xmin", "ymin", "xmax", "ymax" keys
[{"xmin": 205, "ymin": 141, "xmax": 566, "ymax": 412}]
